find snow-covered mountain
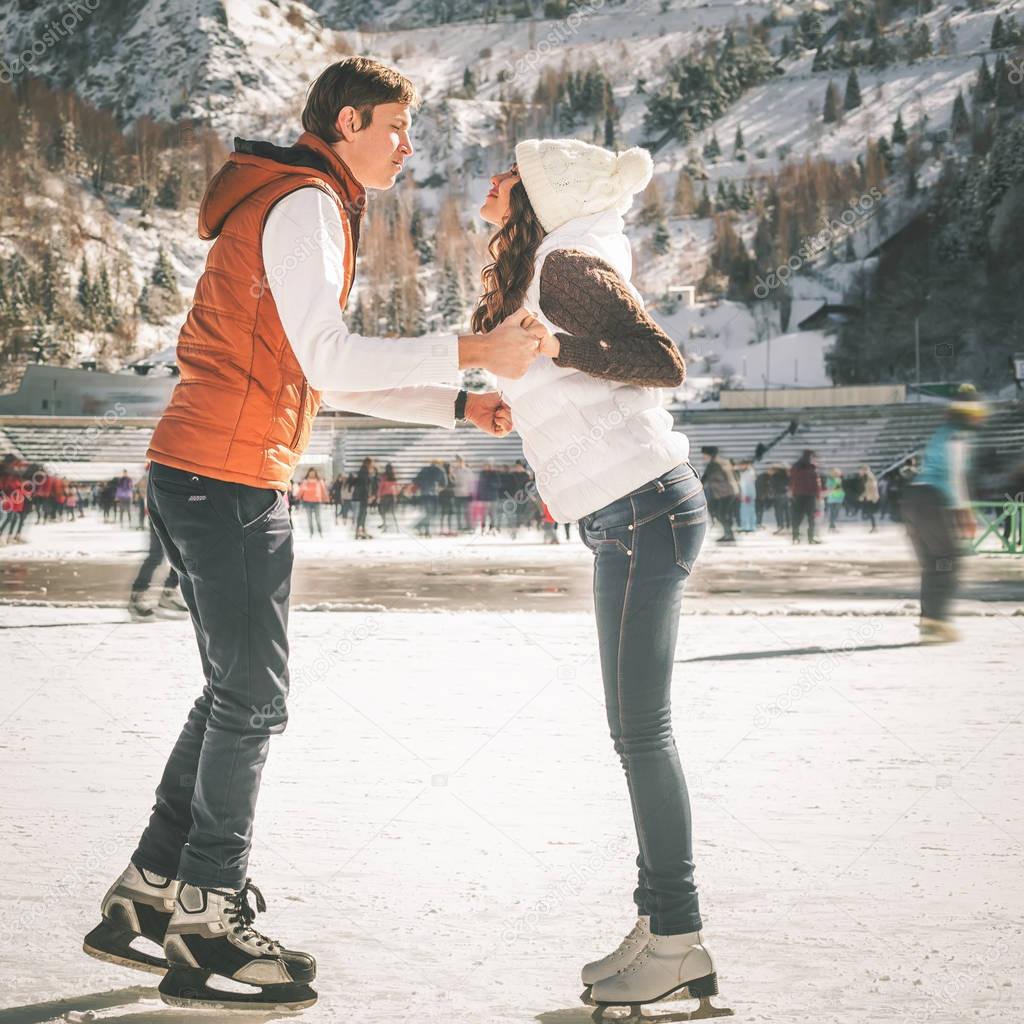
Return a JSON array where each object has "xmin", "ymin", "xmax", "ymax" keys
[
  {"xmin": 0, "ymin": 0, "xmax": 339, "ymax": 131},
  {"xmin": 1, "ymin": 0, "xmax": 1023, "ymax": 398}
]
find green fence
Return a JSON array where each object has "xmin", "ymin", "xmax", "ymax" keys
[{"xmin": 969, "ymin": 501, "xmax": 1024, "ymax": 555}]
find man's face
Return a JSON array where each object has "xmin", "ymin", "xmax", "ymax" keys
[{"xmin": 334, "ymin": 101, "xmax": 413, "ymax": 189}]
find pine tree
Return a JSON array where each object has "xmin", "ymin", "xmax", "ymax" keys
[
  {"xmin": 96, "ymin": 264, "xmax": 116, "ymax": 330},
  {"xmin": 951, "ymin": 89, "xmax": 970, "ymax": 138},
  {"xmin": 604, "ymin": 110, "xmax": 616, "ymax": 148},
  {"xmin": 462, "ymin": 66, "xmax": 477, "ymax": 98},
  {"xmin": 697, "ymin": 184, "xmax": 713, "ymax": 217},
  {"xmin": 844, "ymin": 69, "xmax": 862, "ymax": 111},
  {"xmin": 152, "ymin": 246, "xmax": 177, "ymax": 290},
  {"xmin": 991, "ymin": 14, "xmax": 1005, "ymax": 49},
  {"xmin": 157, "ymin": 168, "xmax": 183, "ymax": 209},
  {"xmin": 652, "ymin": 217, "xmax": 671, "ymax": 254},
  {"xmin": 753, "ymin": 215, "xmax": 774, "ymax": 267},
  {"xmin": 703, "ymin": 133, "xmax": 721, "ymax": 160},
  {"xmin": 823, "ymin": 80, "xmax": 842, "ymax": 123},
  {"xmin": 409, "ymin": 204, "xmax": 432, "ymax": 263},
  {"xmin": 438, "ymin": 260, "xmax": 465, "ymax": 328},
  {"xmin": 892, "ymin": 111, "xmax": 907, "ymax": 145},
  {"xmin": 975, "ymin": 57, "xmax": 995, "ymax": 103},
  {"xmin": 995, "ymin": 53, "xmax": 1017, "ymax": 106},
  {"xmin": 733, "ymin": 125, "xmax": 745, "ymax": 159},
  {"xmin": 77, "ymin": 255, "xmax": 94, "ymax": 318},
  {"xmin": 877, "ymin": 135, "xmax": 894, "ymax": 172},
  {"xmin": 39, "ymin": 250, "xmax": 60, "ymax": 320},
  {"xmin": 29, "ymin": 317, "xmax": 52, "ymax": 363},
  {"xmin": 6, "ymin": 254, "xmax": 29, "ymax": 321}
]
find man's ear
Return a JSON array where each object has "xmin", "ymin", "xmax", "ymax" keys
[{"xmin": 334, "ymin": 105, "xmax": 362, "ymax": 142}]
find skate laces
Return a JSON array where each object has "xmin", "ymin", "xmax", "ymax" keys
[{"xmin": 221, "ymin": 879, "xmax": 280, "ymax": 951}]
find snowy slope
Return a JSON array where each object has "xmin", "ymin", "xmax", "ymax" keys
[
  {"xmin": 3, "ymin": 0, "xmax": 1021, "ymax": 388},
  {"xmin": 0, "ymin": 0, "xmax": 339, "ymax": 133}
]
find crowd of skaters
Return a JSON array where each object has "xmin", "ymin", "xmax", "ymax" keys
[
  {"xmin": 698, "ymin": 445, "xmax": 912, "ymax": 544},
  {"xmin": 286, "ymin": 456, "xmax": 572, "ymax": 542},
  {"xmin": 0, "ymin": 455, "xmax": 163, "ymax": 544}
]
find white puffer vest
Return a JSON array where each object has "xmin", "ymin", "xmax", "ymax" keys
[{"xmin": 496, "ymin": 207, "xmax": 690, "ymax": 522}]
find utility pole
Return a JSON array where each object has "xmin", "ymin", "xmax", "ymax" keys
[{"xmin": 914, "ymin": 314, "xmax": 921, "ymax": 401}]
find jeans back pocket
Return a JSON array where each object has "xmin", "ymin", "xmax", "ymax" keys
[{"xmin": 668, "ymin": 502, "xmax": 708, "ymax": 574}]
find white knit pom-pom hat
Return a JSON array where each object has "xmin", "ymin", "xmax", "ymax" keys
[{"xmin": 514, "ymin": 138, "xmax": 654, "ymax": 232}]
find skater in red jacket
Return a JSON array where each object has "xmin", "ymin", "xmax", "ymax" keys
[{"xmin": 789, "ymin": 449, "xmax": 822, "ymax": 544}]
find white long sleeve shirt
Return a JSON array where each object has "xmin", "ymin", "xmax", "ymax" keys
[{"xmin": 262, "ymin": 187, "xmax": 462, "ymax": 428}]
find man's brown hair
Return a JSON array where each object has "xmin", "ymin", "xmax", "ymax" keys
[{"xmin": 302, "ymin": 57, "xmax": 420, "ymax": 142}]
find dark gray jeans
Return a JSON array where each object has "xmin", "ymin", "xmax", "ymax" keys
[
  {"xmin": 901, "ymin": 484, "xmax": 960, "ymax": 621},
  {"xmin": 131, "ymin": 461, "xmax": 293, "ymax": 890},
  {"xmin": 579, "ymin": 462, "xmax": 708, "ymax": 936}
]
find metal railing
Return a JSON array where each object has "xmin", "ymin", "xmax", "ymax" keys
[{"xmin": 969, "ymin": 500, "xmax": 1024, "ymax": 555}]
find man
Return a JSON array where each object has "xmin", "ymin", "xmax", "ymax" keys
[
  {"xmin": 413, "ymin": 458, "xmax": 446, "ymax": 536},
  {"xmin": 700, "ymin": 445, "xmax": 739, "ymax": 542},
  {"xmin": 83, "ymin": 57, "xmax": 548, "ymax": 1010},
  {"xmin": 789, "ymin": 449, "xmax": 822, "ymax": 544},
  {"xmin": 902, "ymin": 391, "xmax": 987, "ymax": 643}
]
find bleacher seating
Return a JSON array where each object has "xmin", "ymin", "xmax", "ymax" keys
[{"xmin": 2, "ymin": 400, "xmax": 1020, "ymax": 483}]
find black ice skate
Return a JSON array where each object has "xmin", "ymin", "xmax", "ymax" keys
[
  {"xmin": 83, "ymin": 862, "xmax": 179, "ymax": 974},
  {"xmin": 159, "ymin": 879, "xmax": 317, "ymax": 1011}
]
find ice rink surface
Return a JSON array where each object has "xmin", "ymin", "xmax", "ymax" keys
[{"xmin": 1, "ymin": 518, "xmax": 1022, "ymax": 1023}]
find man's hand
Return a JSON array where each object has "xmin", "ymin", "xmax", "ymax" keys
[
  {"xmin": 458, "ymin": 307, "xmax": 546, "ymax": 379},
  {"xmin": 465, "ymin": 391, "xmax": 513, "ymax": 436}
]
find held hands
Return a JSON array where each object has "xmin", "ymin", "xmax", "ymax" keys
[
  {"xmin": 459, "ymin": 307, "xmax": 553, "ymax": 379},
  {"xmin": 522, "ymin": 312, "xmax": 560, "ymax": 359},
  {"xmin": 465, "ymin": 391, "xmax": 513, "ymax": 436}
]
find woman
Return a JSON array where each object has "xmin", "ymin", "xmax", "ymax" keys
[
  {"xmin": 297, "ymin": 467, "xmax": 329, "ymax": 538},
  {"xmin": 473, "ymin": 138, "xmax": 726, "ymax": 1013},
  {"xmin": 353, "ymin": 457, "xmax": 375, "ymax": 540},
  {"xmin": 378, "ymin": 463, "xmax": 402, "ymax": 533},
  {"xmin": 736, "ymin": 459, "xmax": 757, "ymax": 532},
  {"xmin": 860, "ymin": 464, "xmax": 880, "ymax": 532}
]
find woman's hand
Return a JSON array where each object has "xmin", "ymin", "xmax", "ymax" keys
[
  {"xmin": 459, "ymin": 307, "xmax": 545, "ymax": 379},
  {"xmin": 465, "ymin": 391, "xmax": 514, "ymax": 436}
]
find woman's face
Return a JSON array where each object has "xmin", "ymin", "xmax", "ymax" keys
[{"xmin": 480, "ymin": 163, "xmax": 520, "ymax": 226}]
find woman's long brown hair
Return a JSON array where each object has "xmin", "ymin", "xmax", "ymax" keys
[{"xmin": 470, "ymin": 181, "xmax": 547, "ymax": 333}]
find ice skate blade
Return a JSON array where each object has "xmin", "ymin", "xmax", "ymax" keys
[
  {"xmin": 159, "ymin": 968, "xmax": 317, "ymax": 1012},
  {"xmin": 83, "ymin": 921, "xmax": 167, "ymax": 975},
  {"xmin": 584, "ymin": 973, "xmax": 733, "ymax": 1023},
  {"xmin": 589, "ymin": 995, "xmax": 733, "ymax": 1023}
]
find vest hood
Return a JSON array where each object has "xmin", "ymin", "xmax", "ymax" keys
[
  {"xmin": 534, "ymin": 206, "xmax": 633, "ymax": 282},
  {"xmin": 198, "ymin": 131, "xmax": 367, "ymax": 241}
]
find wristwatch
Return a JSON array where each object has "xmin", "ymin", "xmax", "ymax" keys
[{"xmin": 454, "ymin": 389, "xmax": 469, "ymax": 422}]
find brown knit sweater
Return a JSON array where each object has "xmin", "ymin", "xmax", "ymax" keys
[{"xmin": 538, "ymin": 248, "xmax": 686, "ymax": 388}]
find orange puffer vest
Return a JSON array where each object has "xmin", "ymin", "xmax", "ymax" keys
[{"xmin": 147, "ymin": 132, "xmax": 365, "ymax": 490}]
